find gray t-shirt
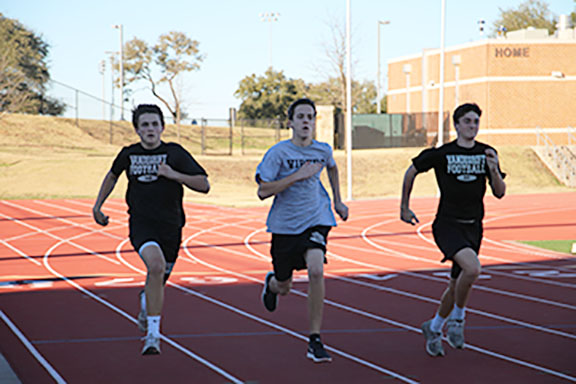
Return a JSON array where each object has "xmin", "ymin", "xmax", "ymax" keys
[{"xmin": 256, "ymin": 140, "xmax": 337, "ymax": 234}]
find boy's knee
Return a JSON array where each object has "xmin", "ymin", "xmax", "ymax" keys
[{"xmin": 308, "ymin": 267, "xmax": 324, "ymax": 282}]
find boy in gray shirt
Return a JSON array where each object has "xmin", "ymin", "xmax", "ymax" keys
[{"xmin": 256, "ymin": 98, "xmax": 348, "ymax": 363}]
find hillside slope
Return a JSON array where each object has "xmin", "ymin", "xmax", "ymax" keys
[{"xmin": 0, "ymin": 113, "xmax": 571, "ymax": 206}]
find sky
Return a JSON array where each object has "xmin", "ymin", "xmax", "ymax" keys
[{"xmin": 2, "ymin": 0, "xmax": 573, "ymax": 120}]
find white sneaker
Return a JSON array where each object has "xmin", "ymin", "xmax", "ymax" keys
[
  {"xmin": 446, "ymin": 319, "xmax": 465, "ymax": 349},
  {"xmin": 141, "ymin": 335, "xmax": 160, "ymax": 355}
]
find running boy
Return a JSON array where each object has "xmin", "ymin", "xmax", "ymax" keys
[
  {"xmin": 256, "ymin": 98, "xmax": 348, "ymax": 363},
  {"xmin": 93, "ymin": 104, "xmax": 209, "ymax": 355},
  {"xmin": 400, "ymin": 103, "xmax": 506, "ymax": 357}
]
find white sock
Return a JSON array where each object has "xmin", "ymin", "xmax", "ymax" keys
[
  {"xmin": 451, "ymin": 305, "xmax": 465, "ymax": 321},
  {"xmin": 430, "ymin": 313, "xmax": 446, "ymax": 333},
  {"xmin": 140, "ymin": 291, "xmax": 147, "ymax": 312},
  {"xmin": 147, "ymin": 315, "xmax": 161, "ymax": 337}
]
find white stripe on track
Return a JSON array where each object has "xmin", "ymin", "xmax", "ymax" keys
[{"xmin": 0, "ymin": 310, "xmax": 66, "ymax": 384}]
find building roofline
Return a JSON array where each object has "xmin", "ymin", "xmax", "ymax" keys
[{"xmin": 388, "ymin": 38, "xmax": 576, "ymax": 64}]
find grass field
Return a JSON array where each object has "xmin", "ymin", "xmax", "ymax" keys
[
  {"xmin": 521, "ymin": 240, "xmax": 576, "ymax": 254},
  {"xmin": 0, "ymin": 113, "xmax": 573, "ymax": 207}
]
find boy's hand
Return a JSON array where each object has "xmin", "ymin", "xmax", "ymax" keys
[
  {"xmin": 92, "ymin": 207, "xmax": 109, "ymax": 226},
  {"xmin": 400, "ymin": 207, "xmax": 419, "ymax": 225},
  {"xmin": 157, "ymin": 163, "xmax": 175, "ymax": 178},
  {"xmin": 485, "ymin": 148, "xmax": 500, "ymax": 172},
  {"xmin": 334, "ymin": 201, "xmax": 349, "ymax": 221},
  {"xmin": 295, "ymin": 162, "xmax": 323, "ymax": 181}
]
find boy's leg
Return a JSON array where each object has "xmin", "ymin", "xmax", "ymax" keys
[
  {"xmin": 445, "ymin": 248, "xmax": 481, "ymax": 349},
  {"xmin": 139, "ymin": 242, "xmax": 166, "ymax": 355},
  {"xmin": 452, "ymin": 248, "xmax": 481, "ymax": 308},
  {"xmin": 305, "ymin": 248, "xmax": 332, "ymax": 363},
  {"xmin": 305, "ymin": 248, "xmax": 325, "ymax": 334}
]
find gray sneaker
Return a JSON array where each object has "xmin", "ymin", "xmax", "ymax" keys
[
  {"xmin": 446, "ymin": 319, "xmax": 465, "ymax": 349},
  {"xmin": 421, "ymin": 320, "xmax": 445, "ymax": 357},
  {"xmin": 138, "ymin": 291, "xmax": 147, "ymax": 333},
  {"xmin": 141, "ymin": 335, "xmax": 161, "ymax": 355}
]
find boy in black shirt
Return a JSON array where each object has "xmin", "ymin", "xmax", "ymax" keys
[
  {"xmin": 93, "ymin": 104, "xmax": 209, "ymax": 355},
  {"xmin": 400, "ymin": 103, "xmax": 506, "ymax": 357}
]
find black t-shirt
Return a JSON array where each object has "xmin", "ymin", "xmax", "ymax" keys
[
  {"xmin": 412, "ymin": 140, "xmax": 505, "ymax": 221},
  {"xmin": 111, "ymin": 142, "xmax": 207, "ymax": 227}
]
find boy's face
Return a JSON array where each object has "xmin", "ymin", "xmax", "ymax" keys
[
  {"xmin": 289, "ymin": 104, "xmax": 316, "ymax": 141},
  {"xmin": 455, "ymin": 111, "xmax": 480, "ymax": 141},
  {"xmin": 136, "ymin": 113, "xmax": 164, "ymax": 149}
]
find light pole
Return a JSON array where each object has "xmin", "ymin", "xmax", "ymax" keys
[
  {"xmin": 403, "ymin": 64, "xmax": 412, "ymax": 114},
  {"xmin": 345, "ymin": 0, "xmax": 352, "ymax": 201},
  {"xmin": 437, "ymin": 0, "xmax": 446, "ymax": 146},
  {"xmin": 99, "ymin": 60, "xmax": 106, "ymax": 120},
  {"xmin": 113, "ymin": 24, "xmax": 124, "ymax": 120},
  {"xmin": 260, "ymin": 12, "xmax": 280, "ymax": 69},
  {"xmin": 452, "ymin": 55, "xmax": 461, "ymax": 108},
  {"xmin": 377, "ymin": 20, "xmax": 390, "ymax": 114}
]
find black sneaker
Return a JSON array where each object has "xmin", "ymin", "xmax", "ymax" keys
[
  {"xmin": 307, "ymin": 339, "xmax": 332, "ymax": 363},
  {"xmin": 261, "ymin": 272, "xmax": 278, "ymax": 312}
]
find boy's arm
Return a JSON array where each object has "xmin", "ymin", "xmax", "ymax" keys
[
  {"xmin": 157, "ymin": 164, "xmax": 210, "ymax": 194},
  {"xmin": 257, "ymin": 162, "xmax": 322, "ymax": 200},
  {"xmin": 93, "ymin": 171, "xmax": 119, "ymax": 226},
  {"xmin": 485, "ymin": 149, "xmax": 506, "ymax": 199},
  {"xmin": 326, "ymin": 164, "xmax": 348, "ymax": 221},
  {"xmin": 400, "ymin": 165, "xmax": 420, "ymax": 225}
]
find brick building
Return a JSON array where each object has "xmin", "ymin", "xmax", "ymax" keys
[{"xmin": 386, "ymin": 27, "xmax": 576, "ymax": 145}]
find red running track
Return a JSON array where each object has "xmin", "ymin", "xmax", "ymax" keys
[{"xmin": 0, "ymin": 193, "xmax": 575, "ymax": 383}]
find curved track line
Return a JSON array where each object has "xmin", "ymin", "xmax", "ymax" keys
[
  {"xmin": 188, "ymin": 220, "xmax": 576, "ymax": 382},
  {"xmin": 40, "ymin": 230, "xmax": 245, "ymax": 384},
  {"xmin": 115, "ymin": 236, "xmax": 419, "ymax": 384}
]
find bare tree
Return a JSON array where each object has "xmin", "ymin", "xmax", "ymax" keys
[{"xmin": 123, "ymin": 31, "xmax": 203, "ymax": 128}]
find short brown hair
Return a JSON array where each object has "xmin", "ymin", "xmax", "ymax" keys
[{"xmin": 132, "ymin": 104, "xmax": 165, "ymax": 130}]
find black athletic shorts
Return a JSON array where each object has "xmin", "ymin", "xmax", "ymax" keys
[
  {"xmin": 270, "ymin": 225, "xmax": 331, "ymax": 282},
  {"xmin": 129, "ymin": 217, "xmax": 182, "ymax": 263},
  {"xmin": 432, "ymin": 217, "xmax": 483, "ymax": 279}
]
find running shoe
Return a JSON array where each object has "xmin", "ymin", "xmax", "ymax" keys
[
  {"xmin": 261, "ymin": 272, "xmax": 278, "ymax": 312},
  {"xmin": 421, "ymin": 320, "xmax": 445, "ymax": 357},
  {"xmin": 307, "ymin": 338, "xmax": 332, "ymax": 363},
  {"xmin": 141, "ymin": 335, "xmax": 160, "ymax": 355},
  {"xmin": 446, "ymin": 319, "xmax": 465, "ymax": 349},
  {"xmin": 138, "ymin": 290, "xmax": 147, "ymax": 333}
]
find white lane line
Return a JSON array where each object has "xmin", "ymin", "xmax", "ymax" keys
[
  {"xmin": 40, "ymin": 234, "xmax": 245, "ymax": 384},
  {"xmin": 191, "ymin": 229, "xmax": 576, "ymax": 383},
  {"xmin": 0, "ymin": 310, "xmax": 66, "ymax": 384},
  {"xmin": 0, "ymin": 204, "xmax": 245, "ymax": 384}
]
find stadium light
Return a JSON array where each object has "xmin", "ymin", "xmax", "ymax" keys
[
  {"xmin": 377, "ymin": 20, "xmax": 391, "ymax": 114},
  {"xmin": 113, "ymin": 24, "xmax": 124, "ymax": 120},
  {"xmin": 260, "ymin": 12, "xmax": 280, "ymax": 69}
]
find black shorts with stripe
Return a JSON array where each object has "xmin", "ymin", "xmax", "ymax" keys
[
  {"xmin": 432, "ymin": 217, "xmax": 483, "ymax": 279},
  {"xmin": 270, "ymin": 225, "xmax": 331, "ymax": 282},
  {"xmin": 129, "ymin": 217, "xmax": 182, "ymax": 263}
]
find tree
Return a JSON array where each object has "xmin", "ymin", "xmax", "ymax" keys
[
  {"xmin": 308, "ymin": 78, "xmax": 378, "ymax": 114},
  {"xmin": 0, "ymin": 13, "xmax": 65, "ymax": 116},
  {"xmin": 491, "ymin": 0, "xmax": 557, "ymax": 36},
  {"xmin": 123, "ymin": 31, "xmax": 203, "ymax": 125},
  {"xmin": 234, "ymin": 68, "xmax": 306, "ymax": 120}
]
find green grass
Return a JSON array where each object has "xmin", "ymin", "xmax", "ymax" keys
[{"xmin": 520, "ymin": 240, "xmax": 576, "ymax": 254}]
